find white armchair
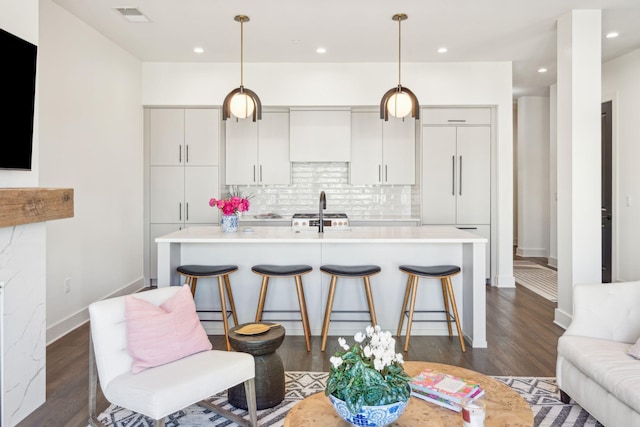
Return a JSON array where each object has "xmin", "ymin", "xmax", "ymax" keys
[{"xmin": 88, "ymin": 286, "xmax": 257, "ymax": 427}]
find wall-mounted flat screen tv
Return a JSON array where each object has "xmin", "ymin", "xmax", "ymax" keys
[{"xmin": 0, "ymin": 27, "xmax": 37, "ymax": 170}]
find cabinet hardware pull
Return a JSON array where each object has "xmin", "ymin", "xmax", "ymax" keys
[
  {"xmin": 186, "ymin": 203, "xmax": 189, "ymax": 221},
  {"xmin": 459, "ymin": 156, "xmax": 463, "ymax": 196},
  {"xmin": 260, "ymin": 165, "xmax": 263, "ymax": 182},
  {"xmin": 448, "ymin": 119, "xmax": 466, "ymax": 122},
  {"xmin": 457, "ymin": 227, "xmax": 478, "ymax": 230},
  {"xmin": 186, "ymin": 145, "xmax": 189, "ymax": 163},
  {"xmin": 452, "ymin": 156, "xmax": 456, "ymax": 196},
  {"xmin": 253, "ymin": 165, "xmax": 256, "ymax": 183},
  {"xmin": 179, "ymin": 145, "xmax": 182, "ymax": 163},
  {"xmin": 179, "ymin": 203, "xmax": 182, "ymax": 221},
  {"xmin": 378, "ymin": 165, "xmax": 382, "ymax": 182},
  {"xmin": 385, "ymin": 165, "xmax": 388, "ymax": 182}
]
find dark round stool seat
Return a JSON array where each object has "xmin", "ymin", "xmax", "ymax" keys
[
  {"xmin": 252, "ymin": 264, "xmax": 312, "ymax": 276},
  {"xmin": 320, "ymin": 264, "xmax": 381, "ymax": 277},
  {"xmin": 228, "ymin": 322, "xmax": 286, "ymax": 410},
  {"xmin": 399, "ymin": 265, "xmax": 460, "ymax": 277},
  {"xmin": 177, "ymin": 264, "xmax": 238, "ymax": 276}
]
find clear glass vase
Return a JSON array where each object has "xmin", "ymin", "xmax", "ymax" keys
[{"xmin": 221, "ymin": 214, "xmax": 239, "ymax": 232}]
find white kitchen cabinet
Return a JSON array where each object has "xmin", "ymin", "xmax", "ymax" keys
[
  {"xmin": 150, "ymin": 108, "xmax": 220, "ymax": 166},
  {"xmin": 421, "ymin": 126, "xmax": 490, "ymax": 225},
  {"xmin": 350, "ymin": 111, "xmax": 415, "ymax": 185},
  {"xmin": 289, "ymin": 109, "xmax": 351, "ymax": 162},
  {"xmin": 226, "ymin": 111, "xmax": 290, "ymax": 185},
  {"xmin": 421, "ymin": 108, "xmax": 491, "ymax": 125}
]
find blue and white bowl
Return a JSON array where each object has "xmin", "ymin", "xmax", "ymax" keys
[{"xmin": 328, "ymin": 394, "xmax": 409, "ymax": 427}]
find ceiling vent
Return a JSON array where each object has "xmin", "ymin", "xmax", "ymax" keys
[{"xmin": 114, "ymin": 8, "xmax": 150, "ymax": 23}]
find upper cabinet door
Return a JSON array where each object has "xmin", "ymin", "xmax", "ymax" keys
[
  {"xmin": 259, "ymin": 111, "xmax": 290, "ymax": 185},
  {"xmin": 382, "ymin": 118, "xmax": 415, "ymax": 185},
  {"xmin": 226, "ymin": 118, "xmax": 258, "ymax": 185},
  {"xmin": 421, "ymin": 126, "xmax": 457, "ymax": 224},
  {"xmin": 289, "ymin": 109, "xmax": 351, "ymax": 162},
  {"xmin": 184, "ymin": 109, "xmax": 219, "ymax": 166},
  {"xmin": 150, "ymin": 109, "xmax": 184, "ymax": 166},
  {"xmin": 351, "ymin": 112, "xmax": 383, "ymax": 184},
  {"xmin": 455, "ymin": 126, "xmax": 491, "ymax": 224}
]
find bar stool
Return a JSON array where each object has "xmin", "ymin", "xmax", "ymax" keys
[
  {"xmin": 252, "ymin": 264, "xmax": 313, "ymax": 352},
  {"xmin": 396, "ymin": 265, "xmax": 466, "ymax": 352},
  {"xmin": 319, "ymin": 265, "xmax": 380, "ymax": 351},
  {"xmin": 176, "ymin": 264, "xmax": 239, "ymax": 351}
]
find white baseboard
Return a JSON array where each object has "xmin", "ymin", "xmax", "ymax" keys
[
  {"xmin": 494, "ymin": 274, "xmax": 516, "ymax": 288},
  {"xmin": 515, "ymin": 247, "xmax": 548, "ymax": 258},
  {"xmin": 547, "ymin": 256, "xmax": 558, "ymax": 268},
  {"xmin": 46, "ymin": 276, "xmax": 146, "ymax": 345},
  {"xmin": 554, "ymin": 307, "xmax": 572, "ymax": 330}
]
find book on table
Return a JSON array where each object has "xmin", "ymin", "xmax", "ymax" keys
[{"xmin": 409, "ymin": 368, "xmax": 485, "ymax": 410}]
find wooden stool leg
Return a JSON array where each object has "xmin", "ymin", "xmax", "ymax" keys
[
  {"xmin": 188, "ymin": 277, "xmax": 198, "ymax": 297},
  {"xmin": 321, "ymin": 275, "xmax": 338, "ymax": 351},
  {"xmin": 295, "ymin": 275, "xmax": 312, "ymax": 352},
  {"xmin": 397, "ymin": 274, "xmax": 413, "ymax": 338},
  {"xmin": 223, "ymin": 274, "xmax": 239, "ymax": 325},
  {"xmin": 404, "ymin": 275, "xmax": 419, "ymax": 352},
  {"xmin": 445, "ymin": 277, "xmax": 466, "ymax": 352},
  {"xmin": 255, "ymin": 276, "xmax": 270, "ymax": 322},
  {"xmin": 441, "ymin": 278, "xmax": 453, "ymax": 337},
  {"xmin": 363, "ymin": 276, "xmax": 378, "ymax": 326},
  {"xmin": 217, "ymin": 276, "xmax": 231, "ymax": 351}
]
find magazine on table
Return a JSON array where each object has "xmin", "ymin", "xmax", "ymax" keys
[{"xmin": 409, "ymin": 368, "xmax": 484, "ymax": 404}]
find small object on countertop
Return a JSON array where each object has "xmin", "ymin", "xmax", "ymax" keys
[{"xmin": 243, "ymin": 227, "xmax": 254, "ymax": 233}]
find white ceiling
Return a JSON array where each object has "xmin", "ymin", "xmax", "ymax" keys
[{"xmin": 51, "ymin": 0, "xmax": 640, "ymax": 98}]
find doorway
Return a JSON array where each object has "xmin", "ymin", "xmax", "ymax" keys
[{"xmin": 601, "ymin": 101, "xmax": 612, "ymax": 283}]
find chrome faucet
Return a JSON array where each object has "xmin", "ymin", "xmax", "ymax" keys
[{"xmin": 319, "ymin": 191, "xmax": 326, "ymax": 233}]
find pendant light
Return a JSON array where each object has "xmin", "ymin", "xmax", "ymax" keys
[
  {"xmin": 380, "ymin": 13, "xmax": 419, "ymax": 121},
  {"xmin": 223, "ymin": 15, "xmax": 262, "ymax": 122}
]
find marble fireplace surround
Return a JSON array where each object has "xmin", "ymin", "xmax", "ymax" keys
[{"xmin": 0, "ymin": 188, "xmax": 73, "ymax": 426}]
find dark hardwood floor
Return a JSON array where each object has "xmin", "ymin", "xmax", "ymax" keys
[{"xmin": 18, "ymin": 273, "xmax": 564, "ymax": 427}]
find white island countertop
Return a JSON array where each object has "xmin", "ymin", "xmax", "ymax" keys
[
  {"xmin": 156, "ymin": 225, "xmax": 487, "ymax": 244},
  {"xmin": 155, "ymin": 225, "xmax": 487, "ymax": 348}
]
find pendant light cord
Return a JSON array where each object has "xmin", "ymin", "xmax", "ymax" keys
[
  {"xmin": 397, "ymin": 17, "xmax": 402, "ymax": 87},
  {"xmin": 239, "ymin": 19, "xmax": 244, "ymax": 87}
]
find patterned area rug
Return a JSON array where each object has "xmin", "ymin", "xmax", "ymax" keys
[
  {"xmin": 513, "ymin": 260, "xmax": 558, "ymax": 302},
  {"xmin": 95, "ymin": 372, "xmax": 603, "ymax": 427}
]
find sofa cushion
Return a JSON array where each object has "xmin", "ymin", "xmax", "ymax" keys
[
  {"xmin": 558, "ymin": 335, "xmax": 640, "ymax": 413},
  {"xmin": 125, "ymin": 284, "xmax": 212, "ymax": 373},
  {"xmin": 628, "ymin": 337, "xmax": 640, "ymax": 359}
]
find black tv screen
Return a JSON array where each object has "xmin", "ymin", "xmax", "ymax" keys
[{"xmin": 0, "ymin": 27, "xmax": 37, "ymax": 170}]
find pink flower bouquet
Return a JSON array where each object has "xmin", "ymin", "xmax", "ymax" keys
[{"xmin": 209, "ymin": 196, "xmax": 250, "ymax": 216}]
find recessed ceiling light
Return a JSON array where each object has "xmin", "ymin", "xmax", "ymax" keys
[
  {"xmin": 193, "ymin": 47, "xmax": 204, "ymax": 54},
  {"xmin": 538, "ymin": 68, "xmax": 548, "ymax": 73},
  {"xmin": 316, "ymin": 47, "xmax": 327, "ymax": 54},
  {"xmin": 605, "ymin": 32, "xmax": 619, "ymax": 39},
  {"xmin": 437, "ymin": 47, "xmax": 448, "ymax": 54}
]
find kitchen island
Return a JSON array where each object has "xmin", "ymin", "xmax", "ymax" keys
[{"xmin": 156, "ymin": 226, "xmax": 488, "ymax": 347}]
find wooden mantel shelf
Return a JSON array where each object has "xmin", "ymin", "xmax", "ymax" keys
[{"xmin": 0, "ymin": 188, "xmax": 74, "ymax": 228}]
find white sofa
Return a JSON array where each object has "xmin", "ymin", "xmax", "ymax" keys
[{"xmin": 557, "ymin": 281, "xmax": 640, "ymax": 426}]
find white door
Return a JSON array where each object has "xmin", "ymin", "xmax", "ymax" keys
[
  {"xmin": 150, "ymin": 109, "xmax": 184, "ymax": 166},
  {"xmin": 184, "ymin": 109, "xmax": 219, "ymax": 166},
  {"xmin": 259, "ymin": 111, "xmax": 290, "ymax": 185},
  {"xmin": 350, "ymin": 112, "xmax": 383, "ymax": 184},
  {"xmin": 150, "ymin": 166, "xmax": 184, "ymax": 223},
  {"xmin": 456, "ymin": 127, "xmax": 491, "ymax": 224},
  {"xmin": 226, "ymin": 118, "xmax": 258, "ymax": 185},
  {"xmin": 422, "ymin": 126, "xmax": 457, "ymax": 224},
  {"xmin": 383, "ymin": 118, "xmax": 415, "ymax": 185},
  {"xmin": 185, "ymin": 166, "xmax": 219, "ymax": 224}
]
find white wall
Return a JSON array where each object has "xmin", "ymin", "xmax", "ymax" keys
[
  {"xmin": 603, "ymin": 48, "xmax": 640, "ymax": 282},
  {"xmin": 39, "ymin": 0, "xmax": 144, "ymax": 342},
  {"xmin": 143, "ymin": 61, "xmax": 515, "ymax": 286},
  {"xmin": 549, "ymin": 85, "xmax": 558, "ymax": 268},
  {"xmin": 0, "ymin": 1, "xmax": 46, "ymax": 425},
  {"xmin": 516, "ymin": 96, "xmax": 550, "ymax": 257}
]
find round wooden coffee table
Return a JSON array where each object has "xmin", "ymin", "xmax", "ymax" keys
[{"xmin": 284, "ymin": 361, "xmax": 533, "ymax": 426}]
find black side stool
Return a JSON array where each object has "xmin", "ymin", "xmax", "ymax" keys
[
  {"xmin": 177, "ymin": 264, "xmax": 239, "ymax": 351},
  {"xmin": 227, "ymin": 322, "xmax": 286, "ymax": 410},
  {"xmin": 396, "ymin": 265, "xmax": 466, "ymax": 353},
  {"xmin": 252, "ymin": 264, "xmax": 313, "ymax": 352},
  {"xmin": 319, "ymin": 265, "xmax": 381, "ymax": 351}
]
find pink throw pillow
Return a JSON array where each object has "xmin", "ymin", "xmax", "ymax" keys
[{"xmin": 125, "ymin": 284, "xmax": 212, "ymax": 373}]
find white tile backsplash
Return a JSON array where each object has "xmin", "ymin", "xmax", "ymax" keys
[{"xmin": 229, "ymin": 162, "xmax": 420, "ymax": 218}]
